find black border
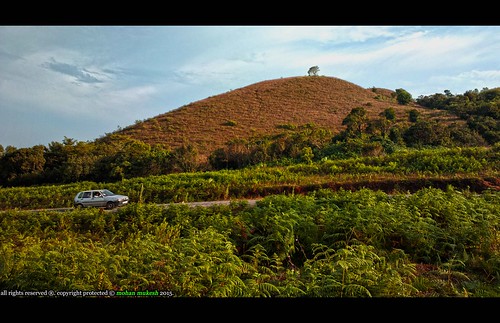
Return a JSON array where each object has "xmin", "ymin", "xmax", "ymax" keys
[
  {"xmin": 2, "ymin": 2, "xmax": 499, "ymax": 26},
  {"xmin": 4, "ymin": 296, "xmax": 498, "ymax": 319}
]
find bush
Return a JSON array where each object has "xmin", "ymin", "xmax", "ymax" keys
[{"xmin": 396, "ymin": 89, "xmax": 413, "ymax": 105}]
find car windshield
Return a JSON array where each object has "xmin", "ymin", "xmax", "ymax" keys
[{"xmin": 102, "ymin": 190, "xmax": 115, "ymax": 196}]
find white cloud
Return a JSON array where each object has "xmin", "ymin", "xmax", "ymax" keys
[
  {"xmin": 0, "ymin": 46, "xmax": 158, "ymax": 114},
  {"xmin": 97, "ymin": 85, "xmax": 158, "ymax": 111},
  {"xmin": 458, "ymin": 69, "xmax": 500, "ymax": 80},
  {"xmin": 170, "ymin": 26, "xmax": 409, "ymax": 86},
  {"xmin": 263, "ymin": 26, "xmax": 396, "ymax": 44},
  {"xmin": 311, "ymin": 32, "xmax": 486, "ymax": 70},
  {"xmin": 427, "ymin": 69, "xmax": 500, "ymax": 94},
  {"xmin": 161, "ymin": 26, "xmax": 499, "ymax": 101},
  {"xmin": 42, "ymin": 57, "xmax": 114, "ymax": 84}
]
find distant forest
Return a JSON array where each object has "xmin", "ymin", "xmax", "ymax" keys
[{"xmin": 0, "ymin": 87, "xmax": 498, "ymax": 187}]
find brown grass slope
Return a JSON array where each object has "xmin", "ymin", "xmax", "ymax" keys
[{"xmin": 116, "ymin": 76, "xmax": 459, "ymax": 161}]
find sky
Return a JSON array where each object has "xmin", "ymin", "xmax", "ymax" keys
[{"xmin": 0, "ymin": 25, "xmax": 499, "ymax": 149}]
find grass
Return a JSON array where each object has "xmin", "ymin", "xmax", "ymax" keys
[{"xmin": 114, "ymin": 76, "xmax": 461, "ymax": 162}]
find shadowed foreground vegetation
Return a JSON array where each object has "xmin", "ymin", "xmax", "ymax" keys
[{"xmin": 1, "ymin": 187, "xmax": 499, "ymax": 297}]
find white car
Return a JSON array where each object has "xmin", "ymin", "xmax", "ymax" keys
[{"xmin": 74, "ymin": 189, "xmax": 129, "ymax": 209}]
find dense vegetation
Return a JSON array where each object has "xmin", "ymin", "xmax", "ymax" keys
[
  {"xmin": 0, "ymin": 145, "xmax": 497, "ymax": 210},
  {"xmin": 0, "ymin": 86, "xmax": 498, "ymax": 298},
  {"xmin": 416, "ymin": 87, "xmax": 499, "ymax": 145},
  {"xmin": 1, "ymin": 188, "xmax": 499, "ymax": 297}
]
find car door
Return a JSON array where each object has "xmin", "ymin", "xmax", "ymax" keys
[
  {"xmin": 79, "ymin": 191, "xmax": 93, "ymax": 207},
  {"xmin": 90, "ymin": 190, "xmax": 105, "ymax": 207}
]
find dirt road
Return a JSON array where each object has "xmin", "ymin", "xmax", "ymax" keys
[
  {"xmin": 171, "ymin": 199, "xmax": 261, "ymax": 208},
  {"xmin": 11, "ymin": 199, "xmax": 263, "ymax": 213}
]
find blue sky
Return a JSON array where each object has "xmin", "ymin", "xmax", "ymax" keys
[{"xmin": 0, "ymin": 25, "xmax": 499, "ymax": 148}]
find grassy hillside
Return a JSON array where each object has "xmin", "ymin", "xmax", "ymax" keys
[{"xmin": 114, "ymin": 76, "xmax": 460, "ymax": 161}]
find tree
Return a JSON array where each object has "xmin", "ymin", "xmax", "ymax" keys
[
  {"xmin": 381, "ymin": 107, "xmax": 396, "ymax": 121},
  {"xmin": 395, "ymin": 88, "xmax": 413, "ymax": 105},
  {"xmin": 403, "ymin": 120, "xmax": 450, "ymax": 147},
  {"xmin": 342, "ymin": 107, "xmax": 368, "ymax": 138},
  {"xmin": 408, "ymin": 109, "xmax": 420, "ymax": 122},
  {"xmin": 307, "ymin": 66, "xmax": 319, "ymax": 76},
  {"xmin": 367, "ymin": 118, "xmax": 392, "ymax": 139},
  {"xmin": 0, "ymin": 145, "xmax": 46, "ymax": 185},
  {"xmin": 172, "ymin": 142, "xmax": 199, "ymax": 172}
]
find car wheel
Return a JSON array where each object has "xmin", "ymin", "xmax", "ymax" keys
[
  {"xmin": 106, "ymin": 201, "xmax": 115, "ymax": 210},
  {"xmin": 75, "ymin": 204, "xmax": 84, "ymax": 209}
]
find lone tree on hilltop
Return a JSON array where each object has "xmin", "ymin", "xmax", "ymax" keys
[{"xmin": 308, "ymin": 66, "xmax": 320, "ymax": 76}]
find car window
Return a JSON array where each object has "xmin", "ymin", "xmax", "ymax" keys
[
  {"xmin": 82, "ymin": 192, "xmax": 91, "ymax": 198},
  {"xmin": 93, "ymin": 191, "xmax": 102, "ymax": 197},
  {"xmin": 77, "ymin": 192, "xmax": 83, "ymax": 199},
  {"xmin": 103, "ymin": 190, "xmax": 115, "ymax": 196}
]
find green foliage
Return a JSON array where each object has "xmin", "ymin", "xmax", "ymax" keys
[
  {"xmin": 0, "ymin": 136, "xmax": 175, "ymax": 186},
  {"xmin": 209, "ymin": 123, "xmax": 331, "ymax": 170},
  {"xmin": 223, "ymin": 120, "xmax": 238, "ymax": 126},
  {"xmin": 302, "ymin": 243, "xmax": 417, "ymax": 297},
  {"xmin": 2, "ymin": 187, "xmax": 498, "ymax": 297},
  {"xmin": 408, "ymin": 109, "xmax": 420, "ymax": 122},
  {"xmin": 367, "ymin": 118, "xmax": 392, "ymax": 139},
  {"xmin": 381, "ymin": 107, "xmax": 396, "ymax": 121},
  {"xmin": 0, "ymin": 145, "xmax": 46, "ymax": 186},
  {"xmin": 341, "ymin": 107, "xmax": 368, "ymax": 138},
  {"xmin": 467, "ymin": 116, "xmax": 500, "ymax": 145},
  {"xmin": 395, "ymin": 88, "xmax": 413, "ymax": 105},
  {"xmin": 171, "ymin": 142, "xmax": 199, "ymax": 173},
  {"xmin": 0, "ymin": 145, "xmax": 497, "ymax": 210},
  {"xmin": 417, "ymin": 87, "xmax": 499, "ymax": 144},
  {"xmin": 403, "ymin": 120, "xmax": 450, "ymax": 147},
  {"xmin": 447, "ymin": 123, "xmax": 487, "ymax": 147}
]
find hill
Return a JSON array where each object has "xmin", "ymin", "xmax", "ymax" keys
[{"xmin": 113, "ymin": 76, "xmax": 460, "ymax": 161}]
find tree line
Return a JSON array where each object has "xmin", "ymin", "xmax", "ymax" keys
[{"xmin": 416, "ymin": 87, "xmax": 499, "ymax": 144}]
